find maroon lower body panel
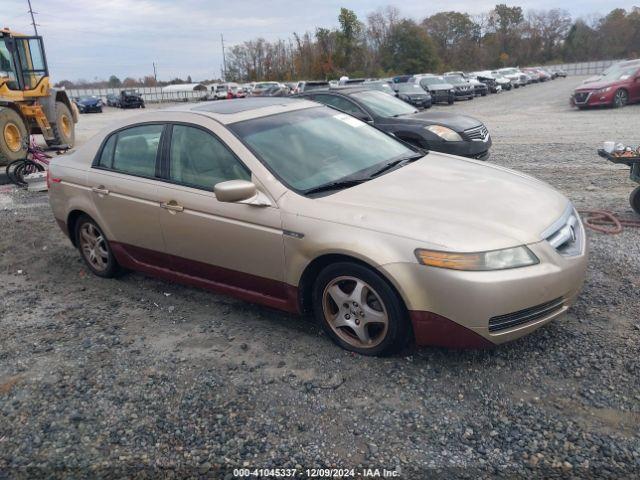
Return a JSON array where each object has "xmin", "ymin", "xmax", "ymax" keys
[
  {"xmin": 409, "ymin": 311, "xmax": 494, "ymax": 349},
  {"xmin": 110, "ymin": 242, "xmax": 300, "ymax": 314}
]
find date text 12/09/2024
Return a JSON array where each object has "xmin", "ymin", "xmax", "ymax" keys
[{"xmin": 233, "ymin": 468, "xmax": 401, "ymax": 478}]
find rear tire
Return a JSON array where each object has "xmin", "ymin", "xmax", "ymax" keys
[
  {"xmin": 47, "ymin": 101, "xmax": 75, "ymax": 148},
  {"xmin": 0, "ymin": 107, "xmax": 28, "ymax": 166},
  {"xmin": 630, "ymin": 186, "xmax": 640, "ymax": 215},
  {"xmin": 312, "ymin": 262, "xmax": 410, "ymax": 356},
  {"xmin": 75, "ymin": 215, "xmax": 122, "ymax": 278}
]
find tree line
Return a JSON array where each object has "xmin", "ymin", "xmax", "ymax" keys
[
  {"xmin": 225, "ymin": 5, "xmax": 640, "ymax": 81},
  {"xmin": 55, "ymin": 4, "xmax": 639, "ymax": 87}
]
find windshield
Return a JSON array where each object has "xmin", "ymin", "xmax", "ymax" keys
[
  {"xmin": 420, "ymin": 77, "xmax": 443, "ymax": 86},
  {"xmin": 365, "ymin": 82, "xmax": 394, "ymax": 94},
  {"xmin": 444, "ymin": 75, "xmax": 464, "ymax": 83},
  {"xmin": 604, "ymin": 66, "xmax": 639, "ymax": 81},
  {"xmin": 0, "ymin": 39, "xmax": 17, "ymax": 82},
  {"xmin": 229, "ymin": 107, "xmax": 414, "ymax": 192},
  {"xmin": 397, "ymin": 84, "xmax": 424, "ymax": 93},
  {"xmin": 305, "ymin": 82, "xmax": 329, "ymax": 91},
  {"xmin": 350, "ymin": 90, "xmax": 417, "ymax": 117}
]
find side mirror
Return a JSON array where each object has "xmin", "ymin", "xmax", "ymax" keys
[{"xmin": 214, "ymin": 180, "xmax": 271, "ymax": 207}]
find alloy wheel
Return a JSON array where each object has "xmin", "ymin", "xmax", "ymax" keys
[
  {"xmin": 614, "ymin": 90, "xmax": 628, "ymax": 108},
  {"xmin": 79, "ymin": 222, "xmax": 109, "ymax": 272},
  {"xmin": 322, "ymin": 276, "xmax": 389, "ymax": 349}
]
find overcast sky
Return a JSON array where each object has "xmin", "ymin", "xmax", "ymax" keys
[{"xmin": 4, "ymin": 0, "xmax": 636, "ymax": 81}]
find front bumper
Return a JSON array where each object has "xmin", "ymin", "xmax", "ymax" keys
[
  {"xmin": 79, "ymin": 105, "xmax": 102, "ymax": 113},
  {"xmin": 404, "ymin": 97, "xmax": 432, "ymax": 108},
  {"xmin": 425, "ymin": 135, "xmax": 491, "ymax": 160},
  {"xmin": 571, "ymin": 90, "xmax": 614, "ymax": 107},
  {"xmin": 453, "ymin": 89, "xmax": 474, "ymax": 99},
  {"xmin": 473, "ymin": 86, "xmax": 488, "ymax": 96},
  {"xmin": 381, "ymin": 236, "xmax": 588, "ymax": 348},
  {"xmin": 431, "ymin": 90, "xmax": 454, "ymax": 103}
]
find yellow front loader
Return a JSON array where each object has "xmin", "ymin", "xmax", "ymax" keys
[{"xmin": 0, "ymin": 28, "xmax": 77, "ymax": 165}]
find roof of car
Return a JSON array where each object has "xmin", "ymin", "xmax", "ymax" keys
[{"xmin": 162, "ymin": 97, "xmax": 320, "ymax": 124}]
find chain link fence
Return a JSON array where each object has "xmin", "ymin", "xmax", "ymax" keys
[
  {"xmin": 66, "ymin": 86, "xmax": 208, "ymax": 104},
  {"xmin": 543, "ymin": 59, "xmax": 626, "ymax": 76}
]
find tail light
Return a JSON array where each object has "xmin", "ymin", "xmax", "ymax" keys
[{"xmin": 46, "ymin": 168, "xmax": 61, "ymax": 189}]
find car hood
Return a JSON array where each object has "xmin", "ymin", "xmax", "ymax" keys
[
  {"xmin": 574, "ymin": 79, "xmax": 619, "ymax": 91},
  {"xmin": 393, "ymin": 111, "xmax": 482, "ymax": 131},
  {"xmin": 78, "ymin": 99, "xmax": 99, "ymax": 105},
  {"xmin": 292, "ymin": 153, "xmax": 568, "ymax": 252}
]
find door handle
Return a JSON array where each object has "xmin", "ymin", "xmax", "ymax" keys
[
  {"xmin": 91, "ymin": 185, "xmax": 110, "ymax": 195},
  {"xmin": 160, "ymin": 200, "xmax": 184, "ymax": 213}
]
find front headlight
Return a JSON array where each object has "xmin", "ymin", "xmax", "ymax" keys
[
  {"xmin": 414, "ymin": 246, "xmax": 539, "ymax": 271},
  {"xmin": 425, "ymin": 125, "xmax": 463, "ymax": 142},
  {"xmin": 597, "ymin": 86, "xmax": 612, "ymax": 93}
]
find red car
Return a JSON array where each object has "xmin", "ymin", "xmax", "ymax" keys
[{"xmin": 572, "ymin": 63, "xmax": 640, "ymax": 109}]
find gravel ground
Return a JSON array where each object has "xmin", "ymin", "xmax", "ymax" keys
[{"xmin": 1, "ymin": 78, "xmax": 639, "ymax": 479}]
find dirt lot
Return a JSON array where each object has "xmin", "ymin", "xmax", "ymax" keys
[{"xmin": 1, "ymin": 78, "xmax": 639, "ymax": 479}]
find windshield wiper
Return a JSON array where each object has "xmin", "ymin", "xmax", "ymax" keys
[
  {"xmin": 367, "ymin": 153, "xmax": 425, "ymax": 178},
  {"xmin": 304, "ymin": 178, "xmax": 366, "ymax": 195}
]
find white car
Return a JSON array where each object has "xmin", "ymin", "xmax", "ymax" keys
[{"xmin": 497, "ymin": 68, "xmax": 528, "ymax": 87}]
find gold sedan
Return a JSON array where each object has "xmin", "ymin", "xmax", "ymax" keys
[{"xmin": 48, "ymin": 98, "xmax": 588, "ymax": 356}]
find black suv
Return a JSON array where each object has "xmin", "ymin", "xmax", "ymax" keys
[
  {"xmin": 300, "ymin": 87, "xmax": 491, "ymax": 160},
  {"xmin": 118, "ymin": 90, "xmax": 145, "ymax": 109},
  {"xmin": 443, "ymin": 75, "xmax": 474, "ymax": 100},
  {"xmin": 393, "ymin": 83, "xmax": 432, "ymax": 109}
]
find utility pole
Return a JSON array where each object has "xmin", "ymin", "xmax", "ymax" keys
[
  {"xmin": 27, "ymin": 0, "xmax": 39, "ymax": 35},
  {"xmin": 221, "ymin": 34, "xmax": 227, "ymax": 81},
  {"xmin": 153, "ymin": 62, "xmax": 157, "ymax": 83}
]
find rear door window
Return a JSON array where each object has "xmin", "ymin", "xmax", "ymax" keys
[{"xmin": 99, "ymin": 124, "xmax": 164, "ymax": 177}]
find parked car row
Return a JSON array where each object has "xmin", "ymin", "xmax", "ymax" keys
[
  {"xmin": 73, "ymin": 90, "xmax": 145, "ymax": 114},
  {"xmin": 194, "ymin": 66, "xmax": 564, "ymax": 162},
  {"xmin": 571, "ymin": 59, "xmax": 640, "ymax": 109},
  {"xmin": 219, "ymin": 65, "xmax": 566, "ymax": 110}
]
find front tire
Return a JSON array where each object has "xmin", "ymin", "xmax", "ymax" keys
[
  {"xmin": 613, "ymin": 89, "xmax": 628, "ymax": 108},
  {"xmin": 0, "ymin": 107, "xmax": 28, "ymax": 166},
  {"xmin": 75, "ymin": 215, "xmax": 122, "ymax": 278},
  {"xmin": 47, "ymin": 101, "xmax": 75, "ymax": 147},
  {"xmin": 312, "ymin": 262, "xmax": 409, "ymax": 356}
]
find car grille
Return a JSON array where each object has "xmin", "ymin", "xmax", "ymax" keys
[
  {"xmin": 463, "ymin": 125, "xmax": 489, "ymax": 142},
  {"xmin": 489, "ymin": 297, "xmax": 564, "ymax": 332},
  {"xmin": 541, "ymin": 205, "xmax": 583, "ymax": 257},
  {"xmin": 573, "ymin": 92, "xmax": 590, "ymax": 104}
]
